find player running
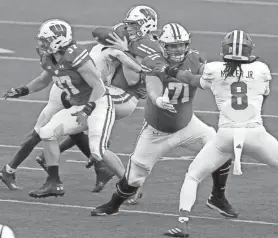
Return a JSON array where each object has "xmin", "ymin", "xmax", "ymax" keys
[
  {"xmin": 2, "ymin": 19, "xmax": 119, "ymax": 198},
  {"xmin": 90, "ymin": 23, "xmax": 237, "ymax": 218},
  {"xmin": 163, "ymin": 30, "xmax": 275, "ymax": 237},
  {"xmin": 35, "ymin": 5, "xmax": 162, "ymax": 195}
]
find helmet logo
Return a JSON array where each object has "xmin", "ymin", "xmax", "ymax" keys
[
  {"xmin": 49, "ymin": 24, "xmax": 67, "ymax": 37},
  {"xmin": 139, "ymin": 8, "xmax": 156, "ymax": 21}
]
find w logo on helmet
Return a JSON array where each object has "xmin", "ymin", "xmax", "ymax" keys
[
  {"xmin": 49, "ymin": 24, "xmax": 67, "ymax": 37},
  {"xmin": 140, "ymin": 8, "xmax": 156, "ymax": 20}
]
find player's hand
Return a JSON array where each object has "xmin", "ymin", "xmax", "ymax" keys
[
  {"xmin": 3, "ymin": 86, "xmax": 29, "ymax": 99},
  {"xmin": 71, "ymin": 102, "xmax": 96, "ymax": 126},
  {"xmin": 106, "ymin": 32, "xmax": 129, "ymax": 52},
  {"xmin": 71, "ymin": 110, "xmax": 88, "ymax": 126},
  {"xmin": 156, "ymin": 88, "xmax": 177, "ymax": 113}
]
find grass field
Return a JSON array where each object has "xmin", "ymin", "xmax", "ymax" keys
[{"xmin": 1, "ymin": 0, "xmax": 278, "ymax": 237}]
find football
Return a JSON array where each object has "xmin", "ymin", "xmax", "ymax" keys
[
  {"xmin": 92, "ymin": 26, "xmax": 128, "ymax": 46},
  {"xmin": 0, "ymin": 225, "xmax": 15, "ymax": 238}
]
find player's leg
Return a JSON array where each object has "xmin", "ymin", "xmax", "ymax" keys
[
  {"xmin": 244, "ymin": 127, "xmax": 278, "ymax": 168},
  {"xmin": 179, "ymin": 115, "xmax": 237, "ymax": 218},
  {"xmin": 165, "ymin": 137, "xmax": 231, "ymax": 237},
  {"xmin": 108, "ymin": 85, "xmax": 139, "ymax": 120},
  {"xmin": 71, "ymin": 132, "xmax": 115, "ymax": 193},
  {"xmin": 0, "ymin": 84, "xmax": 65, "ymax": 190},
  {"xmin": 36, "ymin": 130, "xmax": 115, "ymax": 192},
  {"xmin": 86, "ymin": 94, "xmax": 125, "ymax": 178},
  {"xmin": 29, "ymin": 106, "xmax": 87, "ymax": 198},
  {"xmin": 35, "ymin": 135, "xmax": 76, "ymax": 172},
  {"xmin": 91, "ymin": 123, "xmax": 174, "ymax": 216}
]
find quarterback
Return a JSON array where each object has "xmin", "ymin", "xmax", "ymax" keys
[
  {"xmin": 164, "ymin": 30, "xmax": 275, "ymax": 237},
  {"xmin": 90, "ymin": 23, "xmax": 237, "ymax": 219}
]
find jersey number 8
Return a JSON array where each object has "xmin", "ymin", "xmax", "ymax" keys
[
  {"xmin": 230, "ymin": 81, "xmax": 248, "ymax": 110},
  {"xmin": 168, "ymin": 82, "xmax": 189, "ymax": 104}
]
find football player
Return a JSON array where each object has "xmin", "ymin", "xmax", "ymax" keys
[
  {"xmin": 35, "ymin": 5, "xmax": 161, "ymax": 195},
  {"xmin": 90, "ymin": 23, "xmax": 237, "ymax": 219},
  {"xmin": 1, "ymin": 81, "xmax": 114, "ymax": 192},
  {"xmin": 163, "ymin": 30, "xmax": 274, "ymax": 237},
  {"xmin": 3, "ymin": 19, "xmax": 120, "ymax": 198}
]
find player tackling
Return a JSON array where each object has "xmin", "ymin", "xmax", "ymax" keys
[
  {"xmin": 90, "ymin": 23, "xmax": 237, "ymax": 219},
  {"xmin": 163, "ymin": 30, "xmax": 275, "ymax": 237}
]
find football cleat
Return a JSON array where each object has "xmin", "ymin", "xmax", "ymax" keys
[
  {"xmin": 124, "ymin": 192, "xmax": 143, "ymax": 205},
  {"xmin": 90, "ymin": 203, "xmax": 119, "ymax": 216},
  {"xmin": 206, "ymin": 194, "xmax": 238, "ymax": 218},
  {"xmin": 29, "ymin": 180, "xmax": 65, "ymax": 198},
  {"xmin": 35, "ymin": 154, "xmax": 48, "ymax": 173},
  {"xmin": 164, "ymin": 217, "xmax": 189, "ymax": 237},
  {"xmin": 0, "ymin": 166, "xmax": 20, "ymax": 190},
  {"xmin": 91, "ymin": 161, "xmax": 115, "ymax": 193}
]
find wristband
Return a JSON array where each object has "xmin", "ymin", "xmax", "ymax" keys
[
  {"xmin": 165, "ymin": 66, "xmax": 179, "ymax": 78},
  {"xmin": 18, "ymin": 86, "xmax": 29, "ymax": 96},
  {"xmin": 83, "ymin": 102, "xmax": 96, "ymax": 116}
]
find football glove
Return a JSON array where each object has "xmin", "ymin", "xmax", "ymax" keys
[
  {"xmin": 156, "ymin": 88, "xmax": 177, "ymax": 113},
  {"xmin": 3, "ymin": 86, "xmax": 29, "ymax": 99},
  {"xmin": 165, "ymin": 65, "xmax": 179, "ymax": 78},
  {"xmin": 71, "ymin": 102, "xmax": 96, "ymax": 126}
]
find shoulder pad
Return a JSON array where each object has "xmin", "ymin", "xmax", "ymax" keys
[
  {"xmin": 64, "ymin": 44, "xmax": 90, "ymax": 68},
  {"xmin": 187, "ymin": 49, "xmax": 206, "ymax": 64},
  {"xmin": 129, "ymin": 37, "xmax": 162, "ymax": 58}
]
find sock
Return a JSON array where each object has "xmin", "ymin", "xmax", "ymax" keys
[
  {"xmin": 9, "ymin": 130, "xmax": 41, "ymax": 169},
  {"xmin": 6, "ymin": 164, "xmax": 16, "ymax": 174},
  {"xmin": 110, "ymin": 192, "xmax": 126, "ymax": 209},
  {"xmin": 179, "ymin": 175, "xmax": 198, "ymax": 212},
  {"xmin": 47, "ymin": 166, "xmax": 60, "ymax": 182},
  {"xmin": 211, "ymin": 159, "xmax": 232, "ymax": 197},
  {"xmin": 70, "ymin": 132, "xmax": 91, "ymax": 158}
]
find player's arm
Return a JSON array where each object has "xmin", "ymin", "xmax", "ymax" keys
[
  {"xmin": 164, "ymin": 64, "xmax": 213, "ymax": 90},
  {"xmin": 107, "ymin": 48, "xmax": 142, "ymax": 73},
  {"xmin": 77, "ymin": 60, "xmax": 106, "ymax": 102},
  {"xmin": 3, "ymin": 70, "xmax": 53, "ymax": 99},
  {"xmin": 107, "ymin": 48, "xmax": 143, "ymax": 86},
  {"xmin": 261, "ymin": 63, "xmax": 272, "ymax": 110},
  {"xmin": 142, "ymin": 56, "xmax": 176, "ymax": 113}
]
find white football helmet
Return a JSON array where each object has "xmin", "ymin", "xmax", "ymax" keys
[
  {"xmin": 124, "ymin": 5, "xmax": 157, "ymax": 40},
  {"xmin": 37, "ymin": 19, "xmax": 73, "ymax": 55},
  {"xmin": 159, "ymin": 23, "xmax": 191, "ymax": 62}
]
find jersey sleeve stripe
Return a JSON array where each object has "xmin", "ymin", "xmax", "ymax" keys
[
  {"xmin": 141, "ymin": 64, "xmax": 152, "ymax": 72},
  {"xmin": 72, "ymin": 52, "xmax": 89, "ymax": 67},
  {"xmin": 72, "ymin": 49, "xmax": 88, "ymax": 64},
  {"xmin": 137, "ymin": 46, "xmax": 153, "ymax": 55},
  {"xmin": 140, "ymin": 44, "xmax": 156, "ymax": 53}
]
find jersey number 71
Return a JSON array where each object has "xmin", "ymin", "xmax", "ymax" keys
[{"xmin": 168, "ymin": 82, "xmax": 189, "ymax": 104}]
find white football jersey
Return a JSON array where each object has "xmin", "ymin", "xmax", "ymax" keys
[
  {"xmin": 200, "ymin": 61, "xmax": 271, "ymax": 128},
  {"xmin": 89, "ymin": 44, "xmax": 120, "ymax": 86}
]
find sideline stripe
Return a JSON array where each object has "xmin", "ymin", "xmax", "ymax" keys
[{"xmin": 0, "ymin": 198, "xmax": 277, "ymax": 226}]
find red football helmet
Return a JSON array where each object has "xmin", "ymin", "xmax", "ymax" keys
[{"xmin": 221, "ymin": 30, "xmax": 254, "ymax": 61}]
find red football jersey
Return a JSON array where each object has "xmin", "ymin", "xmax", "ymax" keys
[
  {"xmin": 141, "ymin": 50, "xmax": 205, "ymax": 133},
  {"xmin": 41, "ymin": 43, "xmax": 93, "ymax": 105}
]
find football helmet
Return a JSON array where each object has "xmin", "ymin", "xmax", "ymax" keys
[
  {"xmin": 221, "ymin": 30, "xmax": 254, "ymax": 61},
  {"xmin": 159, "ymin": 23, "xmax": 191, "ymax": 62},
  {"xmin": 37, "ymin": 19, "xmax": 73, "ymax": 55},
  {"xmin": 124, "ymin": 5, "xmax": 157, "ymax": 40}
]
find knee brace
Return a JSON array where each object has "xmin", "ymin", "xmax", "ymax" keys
[{"xmin": 116, "ymin": 176, "xmax": 138, "ymax": 199}]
